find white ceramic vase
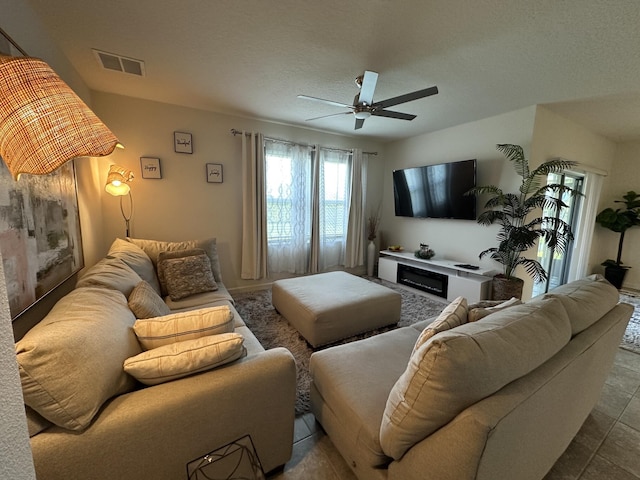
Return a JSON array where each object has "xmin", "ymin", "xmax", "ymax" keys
[{"xmin": 367, "ymin": 240, "xmax": 376, "ymax": 277}]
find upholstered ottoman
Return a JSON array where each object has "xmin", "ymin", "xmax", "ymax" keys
[{"xmin": 272, "ymin": 271, "xmax": 402, "ymax": 347}]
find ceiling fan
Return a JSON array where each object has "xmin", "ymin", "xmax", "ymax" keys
[{"xmin": 298, "ymin": 70, "xmax": 438, "ymax": 130}]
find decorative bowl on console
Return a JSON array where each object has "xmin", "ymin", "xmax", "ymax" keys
[{"xmin": 414, "ymin": 243, "xmax": 435, "ymax": 260}]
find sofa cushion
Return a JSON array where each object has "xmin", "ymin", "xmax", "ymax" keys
[
  {"xmin": 25, "ymin": 406, "xmax": 51, "ymax": 437},
  {"xmin": 157, "ymin": 248, "xmax": 218, "ymax": 300},
  {"xmin": 15, "ymin": 287, "xmax": 141, "ymax": 431},
  {"xmin": 127, "ymin": 237, "xmax": 222, "ymax": 283},
  {"xmin": 413, "ymin": 296, "xmax": 467, "ymax": 352},
  {"xmin": 75, "ymin": 257, "xmax": 142, "ymax": 297},
  {"xmin": 380, "ymin": 296, "xmax": 571, "ymax": 460},
  {"xmin": 107, "ymin": 237, "xmax": 162, "ymax": 294},
  {"xmin": 128, "ymin": 280, "xmax": 171, "ymax": 319},
  {"xmin": 468, "ymin": 297, "xmax": 522, "ymax": 322},
  {"xmin": 164, "ymin": 287, "xmax": 235, "ymax": 312},
  {"xmin": 133, "ymin": 305, "xmax": 234, "ymax": 350},
  {"xmin": 543, "ymin": 274, "xmax": 620, "ymax": 335},
  {"xmin": 123, "ymin": 333, "xmax": 246, "ymax": 386}
]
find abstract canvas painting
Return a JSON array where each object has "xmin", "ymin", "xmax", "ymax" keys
[{"xmin": 0, "ymin": 158, "xmax": 84, "ymax": 319}]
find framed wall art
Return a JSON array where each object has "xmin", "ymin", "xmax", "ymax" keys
[
  {"xmin": 140, "ymin": 157, "xmax": 162, "ymax": 179},
  {"xmin": 206, "ymin": 163, "xmax": 223, "ymax": 183},
  {"xmin": 0, "ymin": 159, "xmax": 84, "ymax": 320},
  {"xmin": 174, "ymin": 131, "xmax": 193, "ymax": 154}
]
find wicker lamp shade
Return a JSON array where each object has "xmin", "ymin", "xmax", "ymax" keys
[
  {"xmin": 105, "ymin": 164, "xmax": 134, "ymax": 196},
  {"xmin": 0, "ymin": 54, "xmax": 121, "ymax": 179}
]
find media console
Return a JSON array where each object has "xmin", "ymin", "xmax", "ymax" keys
[{"xmin": 378, "ymin": 251, "xmax": 496, "ymax": 303}]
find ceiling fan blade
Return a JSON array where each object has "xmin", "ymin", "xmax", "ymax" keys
[
  {"xmin": 372, "ymin": 86, "xmax": 438, "ymax": 109},
  {"xmin": 355, "ymin": 117, "xmax": 365, "ymax": 130},
  {"xmin": 306, "ymin": 111, "xmax": 352, "ymax": 122},
  {"xmin": 358, "ymin": 70, "xmax": 379, "ymax": 105},
  {"xmin": 297, "ymin": 94, "xmax": 352, "ymax": 109},
  {"xmin": 372, "ymin": 109, "xmax": 416, "ymax": 121}
]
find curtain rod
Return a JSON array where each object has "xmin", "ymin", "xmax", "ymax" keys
[{"xmin": 230, "ymin": 128, "xmax": 377, "ymax": 156}]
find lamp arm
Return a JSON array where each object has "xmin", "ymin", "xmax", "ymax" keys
[{"xmin": 119, "ymin": 192, "xmax": 134, "ymax": 237}]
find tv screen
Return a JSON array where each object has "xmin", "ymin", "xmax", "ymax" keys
[{"xmin": 393, "ymin": 159, "xmax": 477, "ymax": 220}]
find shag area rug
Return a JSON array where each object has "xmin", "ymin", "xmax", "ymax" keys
[
  {"xmin": 620, "ymin": 290, "xmax": 640, "ymax": 355},
  {"xmin": 232, "ymin": 278, "xmax": 447, "ymax": 415}
]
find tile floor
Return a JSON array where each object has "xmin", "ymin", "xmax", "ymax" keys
[{"xmin": 268, "ymin": 347, "xmax": 640, "ymax": 480}]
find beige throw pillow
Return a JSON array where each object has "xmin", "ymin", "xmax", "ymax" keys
[
  {"xmin": 380, "ymin": 297, "xmax": 571, "ymax": 460},
  {"xmin": 75, "ymin": 257, "xmax": 142, "ymax": 297},
  {"xmin": 413, "ymin": 296, "xmax": 467, "ymax": 353},
  {"xmin": 16, "ymin": 287, "xmax": 141, "ymax": 431},
  {"xmin": 128, "ymin": 280, "xmax": 171, "ymax": 319},
  {"xmin": 107, "ymin": 238, "xmax": 162, "ymax": 294},
  {"xmin": 156, "ymin": 248, "xmax": 219, "ymax": 300},
  {"xmin": 127, "ymin": 237, "xmax": 222, "ymax": 283},
  {"xmin": 467, "ymin": 297, "xmax": 522, "ymax": 322},
  {"xmin": 123, "ymin": 333, "xmax": 246, "ymax": 386},
  {"xmin": 133, "ymin": 305, "xmax": 234, "ymax": 350}
]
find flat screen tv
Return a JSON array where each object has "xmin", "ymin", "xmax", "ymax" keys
[{"xmin": 393, "ymin": 159, "xmax": 477, "ymax": 220}]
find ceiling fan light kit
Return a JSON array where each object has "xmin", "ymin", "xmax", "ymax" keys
[{"xmin": 299, "ymin": 70, "xmax": 438, "ymax": 130}]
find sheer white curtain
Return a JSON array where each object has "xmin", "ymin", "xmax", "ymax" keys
[
  {"xmin": 344, "ymin": 148, "xmax": 366, "ymax": 268},
  {"xmin": 265, "ymin": 140, "xmax": 313, "ymax": 274},
  {"xmin": 240, "ymin": 131, "xmax": 267, "ymax": 280},
  {"xmin": 313, "ymin": 148, "xmax": 351, "ymax": 272},
  {"xmin": 567, "ymin": 169, "xmax": 605, "ymax": 282}
]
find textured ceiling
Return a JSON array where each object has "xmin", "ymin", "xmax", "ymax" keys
[{"xmin": 23, "ymin": 0, "xmax": 640, "ymax": 143}]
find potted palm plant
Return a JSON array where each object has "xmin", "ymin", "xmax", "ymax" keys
[
  {"xmin": 467, "ymin": 144, "xmax": 580, "ymax": 299},
  {"xmin": 595, "ymin": 191, "xmax": 640, "ymax": 289}
]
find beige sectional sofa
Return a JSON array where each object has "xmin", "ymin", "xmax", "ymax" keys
[
  {"xmin": 310, "ymin": 275, "xmax": 634, "ymax": 480},
  {"xmin": 16, "ymin": 237, "xmax": 296, "ymax": 480}
]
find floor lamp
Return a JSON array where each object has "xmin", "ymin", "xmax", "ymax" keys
[{"xmin": 105, "ymin": 164, "xmax": 134, "ymax": 237}]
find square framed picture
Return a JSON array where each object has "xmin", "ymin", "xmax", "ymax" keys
[
  {"xmin": 140, "ymin": 157, "xmax": 162, "ymax": 179},
  {"xmin": 174, "ymin": 131, "xmax": 193, "ymax": 154},
  {"xmin": 206, "ymin": 163, "xmax": 223, "ymax": 183}
]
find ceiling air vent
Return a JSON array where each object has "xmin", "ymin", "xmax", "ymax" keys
[{"xmin": 92, "ymin": 49, "xmax": 145, "ymax": 77}]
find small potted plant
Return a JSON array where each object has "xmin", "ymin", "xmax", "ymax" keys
[
  {"xmin": 467, "ymin": 144, "xmax": 580, "ymax": 299},
  {"xmin": 595, "ymin": 191, "xmax": 640, "ymax": 289}
]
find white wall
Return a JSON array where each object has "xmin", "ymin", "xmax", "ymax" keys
[
  {"xmin": 382, "ymin": 106, "xmax": 537, "ymax": 296},
  {"xmin": 593, "ymin": 142, "xmax": 640, "ymax": 290},
  {"xmin": 0, "ymin": 252, "xmax": 35, "ymax": 479},
  {"xmin": 92, "ymin": 92, "xmax": 386, "ymax": 290}
]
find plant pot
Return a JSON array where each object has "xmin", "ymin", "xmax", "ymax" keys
[
  {"xmin": 603, "ymin": 266, "xmax": 629, "ymax": 290},
  {"xmin": 491, "ymin": 275, "xmax": 524, "ymax": 300}
]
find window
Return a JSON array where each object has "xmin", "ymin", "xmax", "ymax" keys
[{"xmin": 265, "ymin": 142, "xmax": 351, "ymax": 274}]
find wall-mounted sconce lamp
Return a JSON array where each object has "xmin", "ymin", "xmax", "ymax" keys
[
  {"xmin": 0, "ymin": 27, "xmax": 122, "ymax": 179},
  {"xmin": 105, "ymin": 164, "xmax": 134, "ymax": 237}
]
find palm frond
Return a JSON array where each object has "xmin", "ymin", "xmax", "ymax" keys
[
  {"xmin": 466, "ymin": 185, "xmax": 503, "ymax": 197},
  {"xmin": 530, "ymin": 158, "xmax": 578, "ymax": 179},
  {"xmin": 516, "ymin": 258, "xmax": 548, "ymax": 283},
  {"xmin": 496, "ymin": 144, "xmax": 528, "ymax": 179},
  {"xmin": 477, "ymin": 210, "xmax": 507, "ymax": 226}
]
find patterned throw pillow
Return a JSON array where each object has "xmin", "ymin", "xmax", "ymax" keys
[
  {"xmin": 133, "ymin": 305, "xmax": 234, "ymax": 350},
  {"xmin": 412, "ymin": 296, "xmax": 468, "ymax": 353},
  {"xmin": 123, "ymin": 333, "xmax": 246, "ymax": 386},
  {"xmin": 157, "ymin": 249, "xmax": 218, "ymax": 301},
  {"xmin": 128, "ymin": 280, "xmax": 171, "ymax": 319}
]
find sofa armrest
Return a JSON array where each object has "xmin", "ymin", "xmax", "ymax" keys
[{"xmin": 30, "ymin": 348, "xmax": 296, "ymax": 480}]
